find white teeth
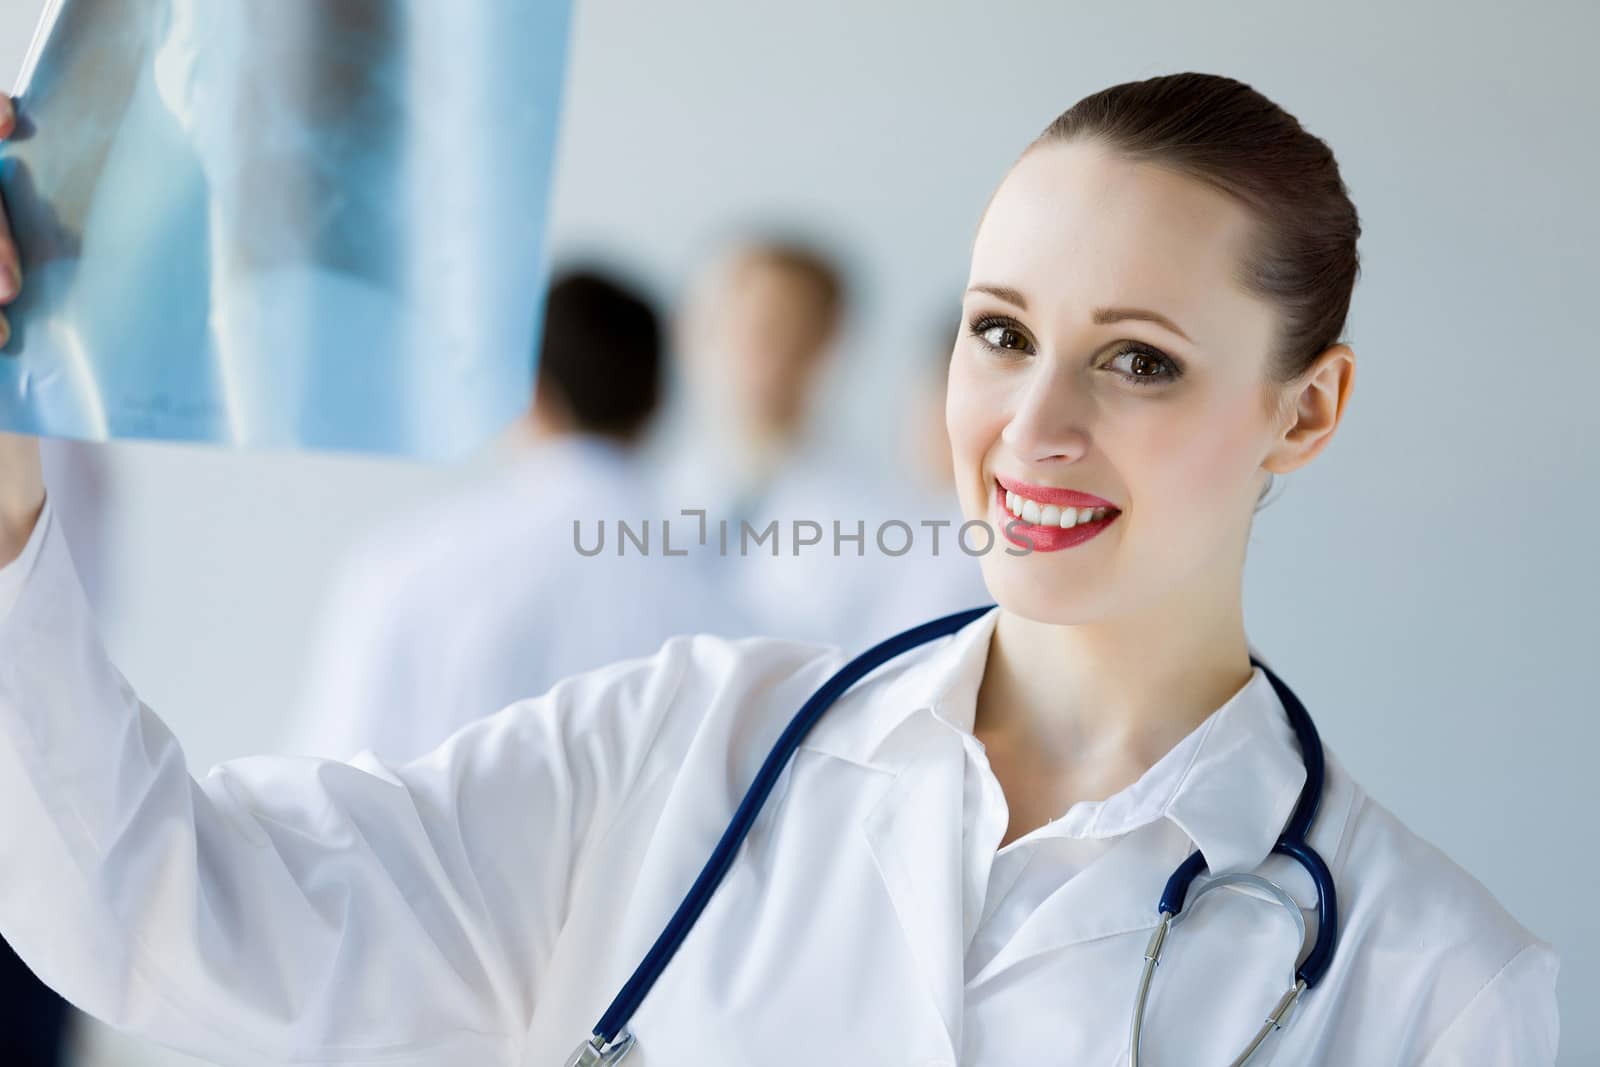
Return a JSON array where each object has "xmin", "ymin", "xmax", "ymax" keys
[{"xmin": 1001, "ymin": 486, "xmax": 1115, "ymax": 526}]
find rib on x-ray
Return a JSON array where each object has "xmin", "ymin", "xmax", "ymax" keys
[{"xmin": 0, "ymin": 0, "xmax": 572, "ymax": 457}]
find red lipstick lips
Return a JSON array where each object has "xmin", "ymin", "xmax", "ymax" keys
[{"xmin": 992, "ymin": 476, "xmax": 1120, "ymax": 553}]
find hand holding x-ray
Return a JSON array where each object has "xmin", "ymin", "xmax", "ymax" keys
[
  {"xmin": 0, "ymin": 95, "xmax": 46, "ymax": 568},
  {"xmin": 0, "ymin": 0, "xmax": 573, "ymax": 457}
]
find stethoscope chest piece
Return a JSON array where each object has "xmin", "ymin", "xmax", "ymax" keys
[
  {"xmin": 565, "ymin": 1031, "xmax": 636, "ymax": 1066},
  {"xmin": 1129, "ymin": 872, "xmax": 1311, "ymax": 1066}
]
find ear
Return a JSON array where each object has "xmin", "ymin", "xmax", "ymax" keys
[
  {"xmin": 1265, "ymin": 343, "xmax": 1356, "ymax": 475},
  {"xmin": 529, "ymin": 375, "xmax": 576, "ymax": 437}
]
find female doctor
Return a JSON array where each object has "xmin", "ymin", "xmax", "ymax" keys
[{"xmin": 0, "ymin": 73, "xmax": 1560, "ymax": 1066}]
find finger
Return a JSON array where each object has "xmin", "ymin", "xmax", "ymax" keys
[
  {"xmin": 0, "ymin": 95, "xmax": 15, "ymax": 306},
  {"xmin": 0, "ymin": 183, "xmax": 15, "ymax": 306},
  {"xmin": 0, "ymin": 197, "xmax": 15, "ymax": 307},
  {"xmin": 0, "ymin": 97, "xmax": 17, "ymax": 324}
]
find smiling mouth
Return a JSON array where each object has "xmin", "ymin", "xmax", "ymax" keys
[
  {"xmin": 1000, "ymin": 489, "xmax": 1114, "ymax": 529},
  {"xmin": 991, "ymin": 477, "xmax": 1121, "ymax": 552}
]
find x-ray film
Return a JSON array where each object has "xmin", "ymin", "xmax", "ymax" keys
[{"xmin": 0, "ymin": 0, "xmax": 572, "ymax": 457}]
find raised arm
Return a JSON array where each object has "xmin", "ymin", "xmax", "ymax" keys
[
  {"xmin": 0, "ymin": 93, "xmax": 692, "ymax": 1065},
  {"xmin": 0, "ymin": 499, "xmax": 693, "ymax": 1065}
]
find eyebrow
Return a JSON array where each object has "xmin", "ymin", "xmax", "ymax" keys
[
  {"xmin": 965, "ymin": 284, "xmax": 1193, "ymax": 344},
  {"xmin": 1093, "ymin": 306, "xmax": 1193, "ymax": 344}
]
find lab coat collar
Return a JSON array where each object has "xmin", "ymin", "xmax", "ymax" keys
[
  {"xmin": 511, "ymin": 432, "xmax": 637, "ymax": 481},
  {"xmin": 793, "ymin": 610, "xmax": 1317, "ymax": 1052},
  {"xmin": 801, "ymin": 606, "xmax": 1310, "ymax": 878}
]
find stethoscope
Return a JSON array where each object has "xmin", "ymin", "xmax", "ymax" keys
[{"xmin": 567, "ymin": 606, "xmax": 1339, "ymax": 1066}]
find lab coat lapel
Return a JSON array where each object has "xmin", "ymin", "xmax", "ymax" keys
[
  {"xmin": 966, "ymin": 822, "xmax": 1194, "ymax": 985},
  {"xmin": 968, "ymin": 661, "xmax": 1315, "ymax": 986},
  {"xmin": 787, "ymin": 606, "xmax": 990, "ymax": 1055},
  {"xmin": 809, "ymin": 607, "xmax": 1000, "ymax": 1056},
  {"xmin": 859, "ymin": 715, "xmax": 971, "ymax": 1058}
]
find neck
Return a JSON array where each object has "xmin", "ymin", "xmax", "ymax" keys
[
  {"xmin": 976, "ymin": 571, "xmax": 1255, "ymax": 781},
  {"xmin": 709, "ymin": 414, "xmax": 807, "ymax": 493}
]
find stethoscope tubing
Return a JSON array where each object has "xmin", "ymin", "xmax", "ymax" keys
[
  {"xmin": 591, "ymin": 604, "xmax": 994, "ymax": 1044},
  {"xmin": 584, "ymin": 606, "xmax": 1339, "ymax": 1054}
]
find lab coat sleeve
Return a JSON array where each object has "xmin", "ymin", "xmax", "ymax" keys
[
  {"xmin": 1415, "ymin": 941, "xmax": 1561, "ymax": 1066},
  {"xmin": 279, "ymin": 540, "xmax": 412, "ymax": 761},
  {"xmin": 0, "ymin": 500, "xmax": 695, "ymax": 1066}
]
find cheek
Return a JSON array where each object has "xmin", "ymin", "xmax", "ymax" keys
[{"xmin": 1129, "ymin": 392, "xmax": 1266, "ymax": 522}]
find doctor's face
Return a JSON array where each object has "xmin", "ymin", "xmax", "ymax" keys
[{"xmin": 947, "ymin": 139, "xmax": 1286, "ymax": 625}]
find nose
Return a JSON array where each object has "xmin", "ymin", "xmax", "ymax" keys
[{"xmin": 999, "ymin": 359, "xmax": 1092, "ymax": 465}]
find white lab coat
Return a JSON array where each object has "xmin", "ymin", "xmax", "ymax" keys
[
  {"xmin": 284, "ymin": 435, "xmax": 746, "ymax": 762},
  {"xmin": 0, "ymin": 499, "xmax": 1560, "ymax": 1066}
]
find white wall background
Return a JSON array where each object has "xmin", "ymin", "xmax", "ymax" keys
[{"xmin": 4, "ymin": 0, "xmax": 1596, "ymax": 1063}]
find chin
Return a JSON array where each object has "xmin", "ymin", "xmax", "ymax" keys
[{"xmin": 978, "ymin": 558, "xmax": 1110, "ymax": 627}]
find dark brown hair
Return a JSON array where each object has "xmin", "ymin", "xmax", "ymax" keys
[
  {"xmin": 1034, "ymin": 72, "xmax": 1361, "ymax": 383},
  {"xmin": 537, "ymin": 268, "xmax": 662, "ymax": 441}
]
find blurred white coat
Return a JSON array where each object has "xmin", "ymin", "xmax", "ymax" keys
[{"xmin": 285, "ymin": 434, "xmax": 743, "ymax": 762}]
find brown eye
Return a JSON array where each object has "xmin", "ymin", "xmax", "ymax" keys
[
  {"xmin": 1107, "ymin": 344, "xmax": 1182, "ymax": 387},
  {"xmin": 979, "ymin": 324, "xmax": 1031, "ymax": 352},
  {"xmin": 1129, "ymin": 352, "xmax": 1161, "ymax": 376}
]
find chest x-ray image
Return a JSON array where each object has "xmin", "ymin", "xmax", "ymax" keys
[{"xmin": 0, "ymin": 0, "xmax": 572, "ymax": 456}]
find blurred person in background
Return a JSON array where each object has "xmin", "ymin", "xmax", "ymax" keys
[
  {"xmin": 666, "ymin": 233, "xmax": 849, "ymax": 528},
  {"xmin": 282, "ymin": 267, "xmax": 741, "ymax": 763},
  {"xmin": 666, "ymin": 235, "xmax": 979, "ymax": 651},
  {"xmin": 902, "ymin": 313, "xmax": 966, "ymax": 500},
  {"xmin": 867, "ymin": 310, "xmax": 991, "ymax": 628}
]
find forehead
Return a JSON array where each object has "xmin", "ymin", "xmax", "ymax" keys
[
  {"xmin": 970, "ymin": 140, "xmax": 1272, "ymax": 351},
  {"xmin": 726, "ymin": 253, "xmax": 827, "ymax": 303}
]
